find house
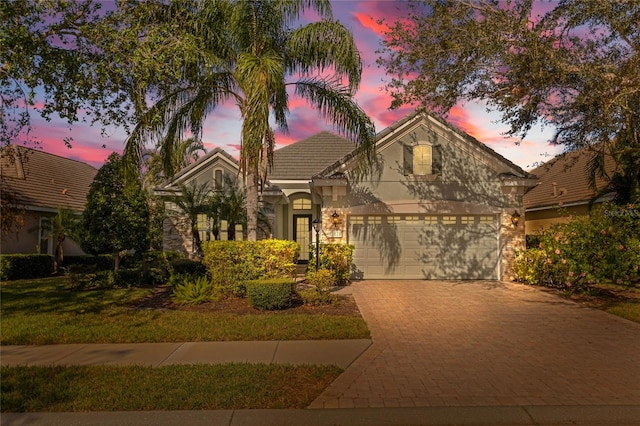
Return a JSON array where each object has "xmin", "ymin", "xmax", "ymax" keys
[
  {"xmin": 524, "ymin": 146, "xmax": 616, "ymax": 236},
  {"xmin": 160, "ymin": 110, "xmax": 537, "ymax": 280},
  {"xmin": 0, "ymin": 145, "xmax": 97, "ymax": 255}
]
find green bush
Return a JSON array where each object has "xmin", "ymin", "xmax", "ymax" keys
[
  {"xmin": 61, "ymin": 254, "xmax": 116, "ymax": 271},
  {"xmin": 300, "ymin": 269, "xmax": 337, "ymax": 306},
  {"xmin": 202, "ymin": 240, "xmax": 299, "ymax": 292},
  {"xmin": 514, "ymin": 202, "xmax": 640, "ymax": 290},
  {"xmin": 170, "ymin": 258, "xmax": 207, "ymax": 276},
  {"xmin": 172, "ymin": 275, "xmax": 217, "ymax": 305},
  {"xmin": 257, "ymin": 240, "xmax": 300, "ymax": 278},
  {"xmin": 306, "ymin": 269, "xmax": 336, "ymax": 291},
  {"xmin": 0, "ymin": 254, "xmax": 54, "ymax": 280},
  {"xmin": 245, "ymin": 279, "xmax": 295, "ymax": 310},
  {"xmin": 309, "ymin": 244, "xmax": 354, "ymax": 285}
]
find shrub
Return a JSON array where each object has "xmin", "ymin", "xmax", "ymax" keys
[
  {"xmin": 172, "ymin": 275, "xmax": 217, "ymax": 305},
  {"xmin": 310, "ymin": 244, "xmax": 354, "ymax": 285},
  {"xmin": 300, "ymin": 269, "xmax": 337, "ymax": 306},
  {"xmin": 245, "ymin": 279, "xmax": 295, "ymax": 310},
  {"xmin": 0, "ymin": 254, "xmax": 54, "ymax": 280},
  {"xmin": 513, "ymin": 249, "xmax": 561, "ymax": 287},
  {"xmin": 306, "ymin": 269, "xmax": 336, "ymax": 291},
  {"xmin": 202, "ymin": 240, "xmax": 299, "ymax": 292},
  {"xmin": 257, "ymin": 240, "xmax": 300, "ymax": 278},
  {"xmin": 515, "ymin": 202, "xmax": 640, "ymax": 290},
  {"xmin": 170, "ymin": 258, "xmax": 207, "ymax": 276}
]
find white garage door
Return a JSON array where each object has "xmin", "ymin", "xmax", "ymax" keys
[{"xmin": 349, "ymin": 215, "xmax": 499, "ymax": 280}]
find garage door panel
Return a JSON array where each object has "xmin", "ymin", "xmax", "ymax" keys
[{"xmin": 349, "ymin": 215, "xmax": 498, "ymax": 280}]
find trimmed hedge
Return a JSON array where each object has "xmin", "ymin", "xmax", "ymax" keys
[
  {"xmin": 202, "ymin": 240, "xmax": 300, "ymax": 290},
  {"xmin": 245, "ymin": 279, "xmax": 295, "ymax": 310},
  {"xmin": 0, "ymin": 254, "xmax": 54, "ymax": 280}
]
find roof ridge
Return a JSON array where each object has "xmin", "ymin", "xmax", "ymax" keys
[{"xmin": 2, "ymin": 144, "xmax": 98, "ymax": 170}]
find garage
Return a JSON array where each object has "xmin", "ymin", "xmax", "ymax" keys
[{"xmin": 349, "ymin": 214, "xmax": 499, "ymax": 280}]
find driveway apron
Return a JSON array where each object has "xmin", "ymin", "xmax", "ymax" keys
[{"xmin": 310, "ymin": 280, "xmax": 640, "ymax": 408}]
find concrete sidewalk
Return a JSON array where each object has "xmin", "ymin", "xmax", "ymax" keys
[
  {"xmin": 0, "ymin": 339, "xmax": 372, "ymax": 369},
  {"xmin": 3, "ymin": 406, "xmax": 640, "ymax": 425}
]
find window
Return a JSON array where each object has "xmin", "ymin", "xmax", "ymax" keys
[
  {"xmin": 387, "ymin": 216, "xmax": 401, "ymax": 224},
  {"xmin": 368, "ymin": 216, "xmax": 382, "ymax": 225},
  {"xmin": 460, "ymin": 216, "xmax": 474, "ymax": 225},
  {"xmin": 414, "ymin": 145, "xmax": 432, "ymax": 175},
  {"xmin": 424, "ymin": 216, "xmax": 438, "ymax": 225},
  {"xmin": 214, "ymin": 169, "xmax": 224, "ymax": 190},
  {"xmin": 479, "ymin": 216, "xmax": 495, "ymax": 225},
  {"xmin": 350, "ymin": 216, "xmax": 364, "ymax": 225},
  {"xmin": 442, "ymin": 216, "xmax": 457, "ymax": 225},
  {"xmin": 38, "ymin": 217, "xmax": 53, "ymax": 254},
  {"xmin": 292, "ymin": 198, "xmax": 311, "ymax": 210},
  {"xmin": 405, "ymin": 216, "xmax": 420, "ymax": 224},
  {"xmin": 403, "ymin": 143, "xmax": 443, "ymax": 176}
]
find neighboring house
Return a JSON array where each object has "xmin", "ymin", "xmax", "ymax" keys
[
  {"xmin": 160, "ymin": 110, "xmax": 537, "ymax": 280},
  {"xmin": 524, "ymin": 146, "xmax": 616, "ymax": 236},
  {"xmin": 0, "ymin": 145, "xmax": 97, "ymax": 255}
]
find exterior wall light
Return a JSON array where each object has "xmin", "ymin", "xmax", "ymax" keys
[
  {"xmin": 331, "ymin": 211, "xmax": 341, "ymax": 227},
  {"xmin": 511, "ymin": 210, "xmax": 521, "ymax": 227}
]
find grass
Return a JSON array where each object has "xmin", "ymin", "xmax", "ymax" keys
[
  {"xmin": 604, "ymin": 301, "xmax": 640, "ymax": 323},
  {"xmin": 0, "ymin": 277, "xmax": 370, "ymax": 344},
  {"xmin": 0, "ymin": 364, "xmax": 342, "ymax": 412},
  {"xmin": 561, "ymin": 282, "xmax": 640, "ymax": 324}
]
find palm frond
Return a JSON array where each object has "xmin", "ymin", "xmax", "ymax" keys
[
  {"xmin": 287, "ymin": 21, "xmax": 363, "ymax": 93},
  {"xmin": 294, "ymin": 77, "xmax": 376, "ymax": 164}
]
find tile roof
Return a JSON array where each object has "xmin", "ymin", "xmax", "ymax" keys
[
  {"xmin": 524, "ymin": 146, "xmax": 616, "ymax": 210},
  {"xmin": 269, "ymin": 131, "xmax": 356, "ymax": 180},
  {"xmin": 1, "ymin": 145, "xmax": 97, "ymax": 212}
]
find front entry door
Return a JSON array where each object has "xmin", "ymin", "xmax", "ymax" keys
[{"xmin": 293, "ymin": 214, "xmax": 312, "ymax": 263}]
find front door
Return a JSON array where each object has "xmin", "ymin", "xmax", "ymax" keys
[{"xmin": 293, "ymin": 214, "xmax": 312, "ymax": 262}]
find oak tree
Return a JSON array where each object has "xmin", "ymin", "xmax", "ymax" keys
[{"xmin": 378, "ymin": 0, "xmax": 640, "ymax": 201}]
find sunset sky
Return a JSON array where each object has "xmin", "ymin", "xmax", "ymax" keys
[{"xmin": 25, "ymin": 0, "xmax": 561, "ymax": 171}]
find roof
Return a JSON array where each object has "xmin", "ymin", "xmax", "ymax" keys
[
  {"xmin": 269, "ymin": 131, "xmax": 356, "ymax": 180},
  {"xmin": 160, "ymin": 147, "xmax": 239, "ymax": 188},
  {"xmin": 524, "ymin": 146, "xmax": 616, "ymax": 210},
  {"xmin": 0, "ymin": 145, "xmax": 97, "ymax": 212}
]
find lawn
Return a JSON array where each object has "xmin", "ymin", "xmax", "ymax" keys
[
  {"xmin": 560, "ymin": 283, "xmax": 640, "ymax": 324},
  {"xmin": 0, "ymin": 277, "xmax": 370, "ymax": 344},
  {"xmin": 0, "ymin": 276, "xmax": 364, "ymax": 412},
  {"xmin": 1, "ymin": 364, "xmax": 342, "ymax": 412}
]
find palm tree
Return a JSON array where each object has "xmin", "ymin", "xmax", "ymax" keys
[
  {"xmin": 123, "ymin": 0, "xmax": 376, "ymax": 241},
  {"xmin": 142, "ymin": 138, "xmax": 206, "ymax": 189},
  {"xmin": 166, "ymin": 182, "xmax": 215, "ymax": 257}
]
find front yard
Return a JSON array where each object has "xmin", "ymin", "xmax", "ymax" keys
[
  {"xmin": 0, "ymin": 275, "xmax": 367, "ymax": 412},
  {"xmin": 0, "ymin": 276, "xmax": 369, "ymax": 345}
]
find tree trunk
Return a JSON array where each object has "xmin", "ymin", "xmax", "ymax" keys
[
  {"xmin": 246, "ymin": 168, "xmax": 259, "ymax": 242},
  {"xmin": 113, "ymin": 252, "xmax": 121, "ymax": 274},
  {"xmin": 191, "ymin": 224, "xmax": 203, "ymax": 257}
]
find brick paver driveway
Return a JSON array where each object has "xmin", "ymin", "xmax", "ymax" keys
[{"xmin": 310, "ymin": 280, "xmax": 640, "ymax": 408}]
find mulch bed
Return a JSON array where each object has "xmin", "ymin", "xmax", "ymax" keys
[
  {"xmin": 133, "ymin": 285, "xmax": 363, "ymax": 317},
  {"xmin": 537, "ymin": 284, "xmax": 640, "ymax": 309}
]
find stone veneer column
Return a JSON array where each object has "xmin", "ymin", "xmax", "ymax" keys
[
  {"xmin": 162, "ymin": 215, "xmax": 193, "ymax": 257},
  {"xmin": 500, "ymin": 209, "xmax": 526, "ymax": 281}
]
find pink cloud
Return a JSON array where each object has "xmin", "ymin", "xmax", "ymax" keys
[{"xmin": 352, "ymin": 12, "xmax": 389, "ymax": 37}]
